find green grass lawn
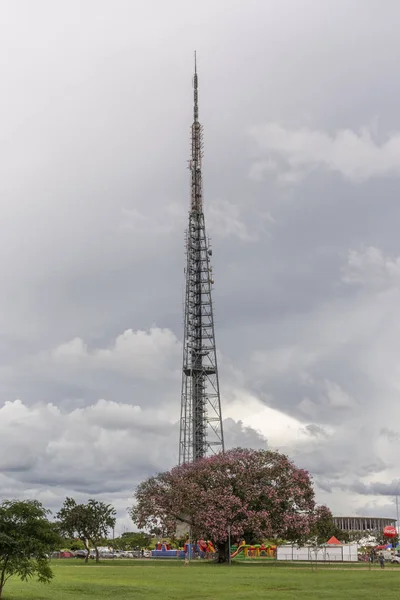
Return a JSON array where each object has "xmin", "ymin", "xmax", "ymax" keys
[{"xmin": 3, "ymin": 559, "xmax": 399, "ymax": 600}]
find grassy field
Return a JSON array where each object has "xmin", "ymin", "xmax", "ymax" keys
[{"xmin": 3, "ymin": 559, "xmax": 400, "ymax": 600}]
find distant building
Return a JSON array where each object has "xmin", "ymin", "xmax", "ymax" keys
[{"xmin": 333, "ymin": 516, "xmax": 396, "ymax": 532}]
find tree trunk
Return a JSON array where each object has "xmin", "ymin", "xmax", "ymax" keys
[
  {"xmin": 216, "ymin": 541, "xmax": 229, "ymax": 563},
  {"xmin": 95, "ymin": 547, "xmax": 100, "ymax": 563},
  {"xmin": 84, "ymin": 543, "xmax": 90, "ymax": 563},
  {"xmin": 0, "ymin": 559, "xmax": 8, "ymax": 597}
]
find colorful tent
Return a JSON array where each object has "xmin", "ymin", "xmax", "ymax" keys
[{"xmin": 326, "ymin": 536, "xmax": 342, "ymax": 545}]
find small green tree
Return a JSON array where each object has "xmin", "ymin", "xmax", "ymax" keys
[
  {"xmin": 67, "ymin": 538, "xmax": 86, "ymax": 551},
  {"xmin": 120, "ymin": 531, "xmax": 151, "ymax": 549},
  {"xmin": 309, "ymin": 505, "xmax": 344, "ymax": 546},
  {"xmin": 0, "ymin": 499, "xmax": 61, "ymax": 599},
  {"xmin": 57, "ymin": 498, "xmax": 116, "ymax": 563}
]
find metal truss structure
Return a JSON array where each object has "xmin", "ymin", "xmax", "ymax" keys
[{"xmin": 178, "ymin": 54, "xmax": 224, "ymax": 464}]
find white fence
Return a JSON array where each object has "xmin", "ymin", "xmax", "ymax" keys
[{"xmin": 277, "ymin": 544, "xmax": 358, "ymax": 562}]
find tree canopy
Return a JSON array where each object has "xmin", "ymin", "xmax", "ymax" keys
[
  {"xmin": 57, "ymin": 498, "xmax": 116, "ymax": 562},
  {"xmin": 0, "ymin": 499, "xmax": 61, "ymax": 599},
  {"xmin": 113, "ymin": 531, "xmax": 151, "ymax": 550},
  {"xmin": 308, "ymin": 504, "xmax": 345, "ymax": 546},
  {"xmin": 131, "ymin": 448, "xmax": 325, "ymax": 561}
]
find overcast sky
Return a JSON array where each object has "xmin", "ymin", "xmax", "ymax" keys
[{"xmin": 1, "ymin": 0, "xmax": 400, "ymax": 533}]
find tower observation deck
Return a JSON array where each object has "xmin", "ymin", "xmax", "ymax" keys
[{"xmin": 178, "ymin": 54, "xmax": 224, "ymax": 464}]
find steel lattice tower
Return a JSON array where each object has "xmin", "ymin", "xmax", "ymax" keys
[{"xmin": 179, "ymin": 54, "xmax": 224, "ymax": 464}]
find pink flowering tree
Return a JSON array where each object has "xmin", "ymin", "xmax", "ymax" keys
[{"xmin": 130, "ymin": 448, "xmax": 324, "ymax": 562}]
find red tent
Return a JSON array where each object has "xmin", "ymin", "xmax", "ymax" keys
[{"xmin": 326, "ymin": 536, "xmax": 342, "ymax": 545}]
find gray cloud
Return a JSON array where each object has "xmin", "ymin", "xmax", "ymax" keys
[{"xmin": 1, "ymin": 0, "xmax": 400, "ymax": 529}]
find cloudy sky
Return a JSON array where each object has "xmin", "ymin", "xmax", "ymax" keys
[{"xmin": 1, "ymin": 0, "xmax": 400, "ymax": 532}]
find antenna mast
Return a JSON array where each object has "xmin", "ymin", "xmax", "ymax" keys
[{"xmin": 179, "ymin": 54, "xmax": 224, "ymax": 464}]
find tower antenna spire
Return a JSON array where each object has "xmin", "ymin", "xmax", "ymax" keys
[
  {"xmin": 179, "ymin": 55, "xmax": 224, "ymax": 464},
  {"xmin": 193, "ymin": 50, "xmax": 198, "ymax": 123}
]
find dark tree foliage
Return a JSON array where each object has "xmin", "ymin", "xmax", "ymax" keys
[
  {"xmin": 60, "ymin": 537, "xmax": 86, "ymax": 551},
  {"xmin": 0, "ymin": 499, "xmax": 61, "ymax": 599},
  {"xmin": 308, "ymin": 505, "xmax": 345, "ymax": 545},
  {"xmin": 114, "ymin": 532, "xmax": 151, "ymax": 550}
]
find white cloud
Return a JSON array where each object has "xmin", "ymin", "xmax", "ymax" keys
[
  {"xmin": 2, "ymin": 0, "xmax": 400, "ymax": 528},
  {"xmin": 248, "ymin": 123, "xmax": 400, "ymax": 183},
  {"xmin": 0, "ymin": 398, "xmax": 176, "ymax": 478},
  {"xmin": 323, "ymin": 380, "xmax": 356, "ymax": 409},
  {"xmin": 207, "ymin": 198, "xmax": 257, "ymax": 242},
  {"xmin": 47, "ymin": 327, "xmax": 181, "ymax": 380},
  {"xmin": 248, "ymin": 159, "xmax": 278, "ymax": 182},
  {"xmin": 0, "ymin": 397, "xmax": 179, "ymax": 531},
  {"xmin": 224, "ymin": 388, "xmax": 307, "ymax": 449},
  {"xmin": 119, "ymin": 203, "xmax": 184, "ymax": 235},
  {"xmin": 120, "ymin": 198, "xmax": 260, "ymax": 244},
  {"xmin": 219, "ymin": 244, "xmax": 400, "ymax": 517},
  {"xmin": 343, "ymin": 247, "xmax": 400, "ymax": 287},
  {"xmin": 222, "ymin": 382, "xmax": 389, "ymax": 517},
  {"xmin": 0, "ymin": 396, "xmax": 269, "ymax": 531},
  {"xmin": 251, "ymin": 346, "xmax": 318, "ymax": 380}
]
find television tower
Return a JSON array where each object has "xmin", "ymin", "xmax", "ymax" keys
[{"xmin": 179, "ymin": 53, "xmax": 224, "ymax": 464}]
